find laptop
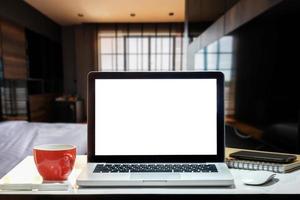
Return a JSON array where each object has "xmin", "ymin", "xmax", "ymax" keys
[{"xmin": 77, "ymin": 71, "xmax": 234, "ymax": 187}]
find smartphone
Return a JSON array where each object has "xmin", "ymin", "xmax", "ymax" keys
[{"xmin": 230, "ymin": 150, "xmax": 297, "ymax": 163}]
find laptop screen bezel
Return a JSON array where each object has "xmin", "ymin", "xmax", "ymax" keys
[{"xmin": 88, "ymin": 72, "xmax": 224, "ymax": 163}]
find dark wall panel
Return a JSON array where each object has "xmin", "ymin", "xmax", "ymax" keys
[
  {"xmin": 0, "ymin": 0, "xmax": 61, "ymax": 42},
  {"xmin": 62, "ymin": 26, "xmax": 76, "ymax": 94},
  {"xmin": 26, "ymin": 29, "xmax": 63, "ymax": 95},
  {"xmin": 232, "ymin": 1, "xmax": 299, "ymax": 127}
]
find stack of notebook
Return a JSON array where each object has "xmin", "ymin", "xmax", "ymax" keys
[
  {"xmin": 0, "ymin": 157, "xmax": 70, "ymax": 191},
  {"xmin": 0, "ymin": 181, "xmax": 69, "ymax": 191},
  {"xmin": 225, "ymin": 148, "xmax": 300, "ymax": 173}
]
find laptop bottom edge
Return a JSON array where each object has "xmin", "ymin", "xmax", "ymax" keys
[{"xmin": 76, "ymin": 163, "xmax": 234, "ymax": 187}]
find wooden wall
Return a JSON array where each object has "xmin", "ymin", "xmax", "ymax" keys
[
  {"xmin": 0, "ymin": 0, "xmax": 62, "ymax": 122},
  {"xmin": 0, "ymin": 19, "xmax": 28, "ymax": 121},
  {"xmin": 0, "ymin": 20, "xmax": 27, "ymax": 80},
  {"xmin": 0, "ymin": 19, "xmax": 62, "ymax": 122}
]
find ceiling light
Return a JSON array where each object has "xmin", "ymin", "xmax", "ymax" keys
[
  {"xmin": 169, "ymin": 12, "xmax": 174, "ymax": 16},
  {"xmin": 78, "ymin": 13, "xmax": 84, "ymax": 17},
  {"xmin": 130, "ymin": 13, "xmax": 136, "ymax": 17}
]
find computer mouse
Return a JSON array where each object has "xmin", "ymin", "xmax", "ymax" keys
[{"xmin": 241, "ymin": 171, "xmax": 276, "ymax": 186}]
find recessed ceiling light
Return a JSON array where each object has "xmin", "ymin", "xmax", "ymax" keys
[
  {"xmin": 169, "ymin": 12, "xmax": 174, "ymax": 16},
  {"xmin": 130, "ymin": 13, "xmax": 136, "ymax": 17},
  {"xmin": 78, "ymin": 13, "xmax": 84, "ymax": 17}
]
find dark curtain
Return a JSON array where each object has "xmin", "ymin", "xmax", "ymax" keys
[{"xmin": 74, "ymin": 24, "xmax": 98, "ymax": 120}]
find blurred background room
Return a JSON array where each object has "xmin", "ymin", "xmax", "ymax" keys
[{"xmin": 0, "ymin": 0, "xmax": 299, "ymax": 177}]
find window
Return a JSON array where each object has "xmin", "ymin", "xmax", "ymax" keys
[
  {"xmin": 194, "ymin": 36, "xmax": 235, "ymax": 115},
  {"xmin": 1, "ymin": 80, "xmax": 27, "ymax": 116},
  {"xmin": 194, "ymin": 36, "xmax": 233, "ymax": 82},
  {"xmin": 98, "ymin": 24, "xmax": 184, "ymax": 71}
]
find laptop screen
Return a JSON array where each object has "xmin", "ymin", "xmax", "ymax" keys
[{"xmin": 95, "ymin": 79, "xmax": 217, "ymax": 156}]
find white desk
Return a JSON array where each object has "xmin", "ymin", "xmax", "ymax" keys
[{"xmin": 0, "ymin": 155, "xmax": 300, "ymax": 196}]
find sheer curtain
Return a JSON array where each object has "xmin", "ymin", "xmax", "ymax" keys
[{"xmin": 97, "ymin": 23, "xmax": 184, "ymax": 72}]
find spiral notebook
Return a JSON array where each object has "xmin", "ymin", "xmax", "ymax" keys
[{"xmin": 225, "ymin": 148, "xmax": 300, "ymax": 173}]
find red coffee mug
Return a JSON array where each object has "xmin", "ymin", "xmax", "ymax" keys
[{"xmin": 33, "ymin": 144, "xmax": 76, "ymax": 181}]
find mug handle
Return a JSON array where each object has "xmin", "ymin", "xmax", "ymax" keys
[{"xmin": 63, "ymin": 153, "xmax": 75, "ymax": 167}]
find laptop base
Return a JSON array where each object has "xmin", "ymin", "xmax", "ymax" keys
[{"xmin": 77, "ymin": 163, "xmax": 234, "ymax": 187}]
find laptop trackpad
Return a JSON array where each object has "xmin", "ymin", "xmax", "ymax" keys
[{"xmin": 130, "ymin": 173, "xmax": 181, "ymax": 180}]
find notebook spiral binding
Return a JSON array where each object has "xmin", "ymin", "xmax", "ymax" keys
[{"xmin": 225, "ymin": 159, "xmax": 283, "ymax": 173}]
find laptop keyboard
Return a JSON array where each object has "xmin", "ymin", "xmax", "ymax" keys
[{"xmin": 93, "ymin": 164, "xmax": 218, "ymax": 173}]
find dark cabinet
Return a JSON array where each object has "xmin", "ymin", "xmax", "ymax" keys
[{"xmin": 54, "ymin": 99, "xmax": 83, "ymax": 123}]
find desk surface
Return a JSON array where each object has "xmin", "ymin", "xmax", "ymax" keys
[{"xmin": 0, "ymin": 154, "xmax": 300, "ymax": 195}]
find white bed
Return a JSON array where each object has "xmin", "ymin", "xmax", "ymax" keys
[{"xmin": 0, "ymin": 121, "xmax": 87, "ymax": 178}]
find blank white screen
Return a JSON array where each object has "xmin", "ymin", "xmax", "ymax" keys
[{"xmin": 95, "ymin": 79, "xmax": 217, "ymax": 155}]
